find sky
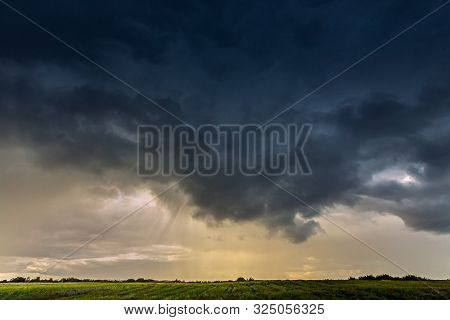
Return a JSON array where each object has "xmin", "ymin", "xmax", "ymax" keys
[{"xmin": 0, "ymin": 0, "xmax": 450, "ymax": 280}]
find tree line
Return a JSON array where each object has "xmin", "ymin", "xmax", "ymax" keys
[
  {"xmin": 349, "ymin": 274, "xmax": 430, "ymax": 281},
  {"xmin": 0, "ymin": 274, "xmax": 440, "ymax": 283}
]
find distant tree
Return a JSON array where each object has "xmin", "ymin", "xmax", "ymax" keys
[
  {"xmin": 358, "ymin": 275, "xmax": 376, "ymax": 280},
  {"xmin": 236, "ymin": 277, "xmax": 246, "ymax": 282},
  {"xmin": 61, "ymin": 277, "xmax": 82, "ymax": 282},
  {"xmin": 10, "ymin": 277, "xmax": 27, "ymax": 283},
  {"xmin": 355, "ymin": 274, "xmax": 428, "ymax": 281},
  {"xmin": 401, "ymin": 275, "xmax": 426, "ymax": 281},
  {"xmin": 375, "ymin": 274, "xmax": 394, "ymax": 281}
]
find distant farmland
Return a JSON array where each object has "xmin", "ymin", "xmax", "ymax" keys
[{"xmin": 0, "ymin": 280, "xmax": 449, "ymax": 299}]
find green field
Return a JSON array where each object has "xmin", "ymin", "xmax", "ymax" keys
[{"xmin": 0, "ymin": 280, "xmax": 449, "ymax": 299}]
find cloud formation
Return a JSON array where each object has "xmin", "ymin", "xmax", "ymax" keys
[{"xmin": 1, "ymin": 0, "xmax": 450, "ymax": 249}]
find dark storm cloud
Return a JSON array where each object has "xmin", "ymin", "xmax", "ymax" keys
[
  {"xmin": 1, "ymin": 0, "xmax": 450, "ymax": 241},
  {"xmin": 329, "ymin": 87, "xmax": 450, "ymax": 233},
  {"xmin": 0, "ymin": 73, "xmax": 178, "ymax": 172}
]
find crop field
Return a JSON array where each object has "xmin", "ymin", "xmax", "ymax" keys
[{"xmin": 0, "ymin": 280, "xmax": 449, "ymax": 300}]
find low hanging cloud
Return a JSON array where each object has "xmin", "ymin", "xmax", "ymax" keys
[
  {"xmin": 2, "ymin": 64, "xmax": 450, "ymax": 242},
  {"xmin": 1, "ymin": 0, "xmax": 450, "ymax": 245}
]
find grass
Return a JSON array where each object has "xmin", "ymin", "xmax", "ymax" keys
[{"xmin": 0, "ymin": 280, "xmax": 449, "ymax": 299}]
